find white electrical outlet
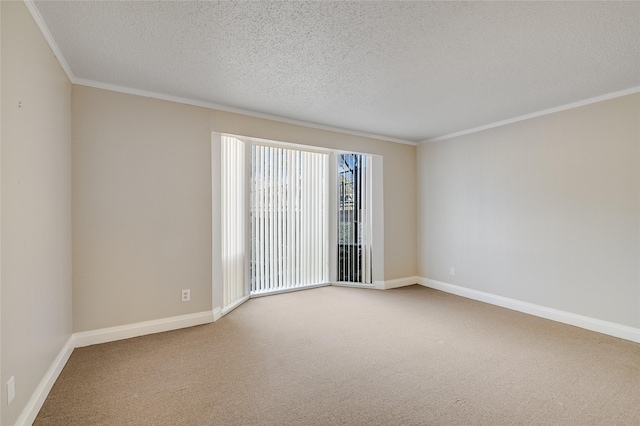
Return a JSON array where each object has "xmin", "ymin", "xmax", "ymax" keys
[
  {"xmin": 181, "ymin": 289, "xmax": 190, "ymax": 302},
  {"xmin": 7, "ymin": 376, "xmax": 15, "ymax": 404},
  {"xmin": 450, "ymin": 267, "xmax": 455, "ymax": 276}
]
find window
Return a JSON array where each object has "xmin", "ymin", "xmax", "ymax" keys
[
  {"xmin": 214, "ymin": 133, "xmax": 383, "ymax": 315},
  {"xmin": 337, "ymin": 153, "xmax": 372, "ymax": 284},
  {"xmin": 251, "ymin": 144, "xmax": 328, "ymax": 294}
]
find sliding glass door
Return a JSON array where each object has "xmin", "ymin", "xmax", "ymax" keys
[
  {"xmin": 251, "ymin": 144, "xmax": 328, "ymax": 295},
  {"xmin": 217, "ymin": 134, "xmax": 379, "ymax": 313},
  {"xmin": 337, "ymin": 153, "xmax": 373, "ymax": 284}
]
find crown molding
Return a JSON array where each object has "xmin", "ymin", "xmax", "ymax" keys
[
  {"xmin": 421, "ymin": 86, "xmax": 640, "ymax": 144},
  {"xmin": 24, "ymin": 0, "xmax": 416, "ymax": 147},
  {"xmin": 30, "ymin": 0, "xmax": 636, "ymax": 148},
  {"xmin": 23, "ymin": 0, "xmax": 75, "ymax": 82},
  {"xmin": 73, "ymin": 78, "xmax": 417, "ymax": 146}
]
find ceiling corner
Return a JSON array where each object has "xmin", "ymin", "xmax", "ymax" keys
[{"xmin": 23, "ymin": 0, "xmax": 76, "ymax": 84}]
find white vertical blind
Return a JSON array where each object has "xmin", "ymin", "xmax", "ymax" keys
[
  {"xmin": 363, "ymin": 154, "xmax": 373, "ymax": 284},
  {"xmin": 222, "ymin": 135, "xmax": 373, "ymax": 299},
  {"xmin": 251, "ymin": 144, "xmax": 328, "ymax": 294},
  {"xmin": 221, "ymin": 135, "xmax": 246, "ymax": 308},
  {"xmin": 337, "ymin": 153, "xmax": 373, "ymax": 284}
]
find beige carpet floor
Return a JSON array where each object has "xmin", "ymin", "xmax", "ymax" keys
[{"xmin": 35, "ymin": 285, "xmax": 640, "ymax": 425}]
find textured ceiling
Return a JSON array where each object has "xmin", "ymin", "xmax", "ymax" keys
[{"xmin": 32, "ymin": 1, "xmax": 640, "ymax": 143}]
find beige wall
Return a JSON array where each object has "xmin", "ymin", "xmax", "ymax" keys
[
  {"xmin": 417, "ymin": 93, "xmax": 640, "ymax": 328},
  {"xmin": 72, "ymin": 87, "xmax": 213, "ymax": 332},
  {"xmin": 72, "ymin": 85, "xmax": 417, "ymax": 332},
  {"xmin": 1, "ymin": 2, "xmax": 73, "ymax": 424}
]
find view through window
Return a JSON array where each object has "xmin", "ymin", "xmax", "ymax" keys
[{"xmin": 337, "ymin": 153, "xmax": 373, "ymax": 284}]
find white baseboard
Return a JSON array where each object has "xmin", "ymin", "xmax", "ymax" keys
[
  {"xmin": 381, "ymin": 276, "xmax": 420, "ymax": 290},
  {"xmin": 73, "ymin": 311, "xmax": 215, "ymax": 348},
  {"xmin": 221, "ymin": 295, "xmax": 250, "ymax": 317},
  {"xmin": 16, "ymin": 311, "xmax": 215, "ymax": 424},
  {"xmin": 333, "ymin": 281, "xmax": 377, "ymax": 289},
  {"xmin": 15, "ymin": 335, "xmax": 75, "ymax": 426},
  {"xmin": 17, "ymin": 280, "xmax": 638, "ymax": 425},
  {"xmin": 213, "ymin": 307, "xmax": 222, "ymax": 322},
  {"xmin": 418, "ymin": 277, "xmax": 640, "ymax": 343},
  {"xmin": 251, "ymin": 282, "xmax": 331, "ymax": 297}
]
